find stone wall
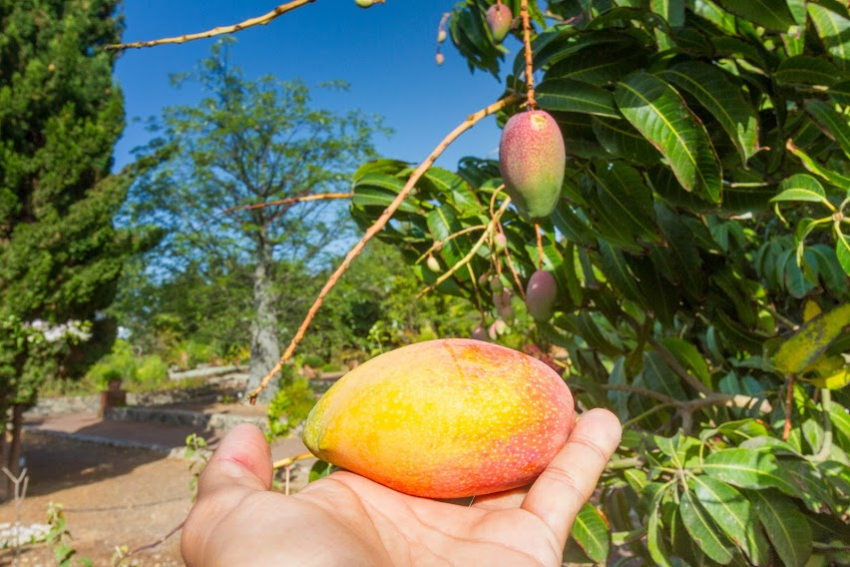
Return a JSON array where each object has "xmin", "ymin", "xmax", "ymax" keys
[{"xmin": 23, "ymin": 395, "xmax": 100, "ymax": 417}]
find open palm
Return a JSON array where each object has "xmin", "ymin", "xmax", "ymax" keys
[{"xmin": 182, "ymin": 410, "xmax": 621, "ymax": 567}]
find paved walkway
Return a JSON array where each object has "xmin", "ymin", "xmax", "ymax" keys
[{"xmin": 23, "ymin": 411, "xmax": 312, "ymax": 463}]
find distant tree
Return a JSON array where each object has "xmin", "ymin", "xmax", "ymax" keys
[
  {"xmin": 0, "ymin": 0, "xmax": 144, "ymax": 497},
  {"xmin": 126, "ymin": 40, "xmax": 389, "ymax": 400}
]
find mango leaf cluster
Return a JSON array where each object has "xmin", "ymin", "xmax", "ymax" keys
[{"xmin": 351, "ymin": 0, "xmax": 850, "ymax": 563}]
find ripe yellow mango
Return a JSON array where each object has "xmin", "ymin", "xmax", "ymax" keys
[{"xmin": 302, "ymin": 339, "xmax": 575, "ymax": 498}]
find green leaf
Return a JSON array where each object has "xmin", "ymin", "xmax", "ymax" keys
[
  {"xmin": 661, "ymin": 61, "xmax": 759, "ymax": 165},
  {"xmin": 643, "ymin": 351, "xmax": 689, "ymax": 401},
  {"xmin": 598, "ymin": 239, "xmax": 645, "ymax": 305},
  {"xmin": 659, "ymin": 337, "xmax": 711, "ymax": 387},
  {"xmin": 805, "ymin": 99, "xmax": 850, "ymax": 159},
  {"xmin": 772, "ymin": 173, "xmax": 828, "ymax": 204},
  {"xmin": 700, "ymin": 448, "xmax": 800, "ymax": 496},
  {"xmin": 808, "ymin": 244, "xmax": 849, "ymax": 296},
  {"xmin": 536, "ymin": 79, "xmax": 620, "ymax": 117},
  {"xmin": 545, "ymin": 41, "xmax": 649, "ymax": 86},
  {"xmin": 771, "ymin": 302, "xmax": 850, "ymax": 374},
  {"xmin": 592, "ymin": 162, "xmax": 660, "ymax": 244},
  {"xmin": 591, "ymin": 115, "xmax": 662, "ymax": 166},
  {"xmin": 837, "ymin": 233, "xmax": 850, "ymax": 275},
  {"xmin": 522, "ymin": 30, "xmax": 634, "ymax": 77},
  {"xmin": 691, "ymin": 475, "xmax": 770, "ymax": 565},
  {"xmin": 775, "ymin": 56, "xmax": 841, "ymax": 87},
  {"xmin": 715, "ymin": 418, "xmax": 770, "ymax": 444},
  {"xmin": 713, "ymin": 0, "xmax": 795, "ymax": 30},
  {"xmin": 426, "ymin": 205, "xmax": 469, "ymax": 279},
  {"xmin": 309, "ymin": 459, "xmax": 333, "ymax": 482},
  {"xmin": 571, "ymin": 503, "xmax": 610, "ymax": 564},
  {"xmin": 651, "ymin": 0, "xmax": 685, "ymax": 26},
  {"xmin": 831, "ymin": 401, "xmax": 850, "ymax": 450},
  {"xmin": 829, "ymin": 79, "xmax": 850, "ymax": 105},
  {"xmin": 627, "ymin": 254, "xmax": 680, "ymax": 327},
  {"xmin": 646, "ymin": 484, "xmax": 674, "ymax": 567},
  {"xmin": 352, "ymin": 173, "xmax": 421, "ymax": 214},
  {"xmin": 808, "ymin": 3, "xmax": 850, "ymax": 73},
  {"xmin": 679, "ymin": 487, "xmax": 735, "ymax": 565},
  {"xmin": 615, "ymin": 72, "xmax": 722, "ymax": 202},
  {"xmin": 748, "ymin": 489, "xmax": 812, "ymax": 567},
  {"xmin": 655, "ymin": 202, "xmax": 705, "ymax": 299},
  {"xmin": 786, "ymin": 140, "xmax": 850, "ymax": 188},
  {"xmin": 421, "ymin": 167, "xmax": 480, "ymax": 215}
]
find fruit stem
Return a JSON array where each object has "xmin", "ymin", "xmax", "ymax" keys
[
  {"xmin": 535, "ymin": 224, "xmax": 544, "ymax": 270},
  {"xmin": 520, "ymin": 0, "xmax": 536, "ymax": 110}
]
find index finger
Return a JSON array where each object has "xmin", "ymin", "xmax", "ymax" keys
[{"xmin": 521, "ymin": 408, "xmax": 621, "ymax": 548}]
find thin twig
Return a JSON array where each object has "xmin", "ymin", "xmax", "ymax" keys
[
  {"xmin": 416, "ymin": 198, "xmax": 512, "ymax": 300},
  {"xmin": 648, "ymin": 337, "xmax": 713, "ymax": 395},
  {"xmin": 415, "ymin": 224, "xmax": 488, "ymax": 264},
  {"xmin": 783, "ymin": 376, "xmax": 794, "ymax": 441},
  {"xmin": 210, "ymin": 192, "xmax": 351, "ymax": 223},
  {"xmin": 125, "ymin": 521, "xmax": 184, "ymax": 557},
  {"xmin": 107, "ymin": 0, "xmax": 317, "ymax": 50},
  {"xmin": 248, "ymin": 95, "xmax": 521, "ymax": 402}
]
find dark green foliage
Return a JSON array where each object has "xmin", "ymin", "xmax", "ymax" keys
[
  {"xmin": 0, "ymin": 1, "xmax": 137, "ymax": 421},
  {"xmin": 353, "ymin": 1, "xmax": 850, "ymax": 563}
]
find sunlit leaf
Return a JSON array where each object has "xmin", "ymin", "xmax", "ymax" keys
[
  {"xmin": 713, "ymin": 0, "xmax": 795, "ymax": 30},
  {"xmin": 679, "ymin": 487, "xmax": 735, "ymax": 565},
  {"xmin": 591, "ymin": 115, "xmax": 662, "ymax": 165},
  {"xmin": 571, "ymin": 503, "xmax": 610, "ymax": 564},
  {"xmin": 771, "ymin": 173, "xmax": 828, "ymax": 205},
  {"xmin": 615, "ymin": 72, "xmax": 722, "ymax": 202},
  {"xmin": 837, "ymin": 232, "xmax": 850, "ymax": 275},
  {"xmin": 805, "ymin": 99, "xmax": 850, "ymax": 159},
  {"xmin": 775, "ymin": 55, "xmax": 841, "ymax": 87},
  {"xmin": 700, "ymin": 448, "xmax": 800, "ymax": 496},
  {"xmin": 691, "ymin": 475, "xmax": 770, "ymax": 565},
  {"xmin": 748, "ymin": 489, "xmax": 812, "ymax": 567},
  {"xmin": 661, "ymin": 61, "xmax": 759, "ymax": 165},
  {"xmin": 808, "ymin": 3, "xmax": 850, "ymax": 73},
  {"xmin": 771, "ymin": 302, "xmax": 850, "ymax": 375},
  {"xmin": 536, "ymin": 79, "xmax": 620, "ymax": 117}
]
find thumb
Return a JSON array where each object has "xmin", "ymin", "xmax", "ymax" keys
[
  {"xmin": 182, "ymin": 424, "xmax": 274, "ymax": 566},
  {"xmin": 198, "ymin": 423, "xmax": 274, "ymax": 496}
]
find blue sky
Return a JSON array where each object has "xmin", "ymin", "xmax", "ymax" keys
[{"xmin": 113, "ymin": 1, "xmax": 514, "ymax": 172}]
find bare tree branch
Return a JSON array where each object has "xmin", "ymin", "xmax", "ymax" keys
[{"xmin": 107, "ymin": 0, "xmax": 317, "ymax": 50}]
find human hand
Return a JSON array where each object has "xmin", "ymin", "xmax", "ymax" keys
[{"xmin": 181, "ymin": 409, "xmax": 621, "ymax": 566}]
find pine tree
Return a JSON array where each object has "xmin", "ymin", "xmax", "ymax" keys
[{"xmin": 0, "ymin": 0, "xmax": 135, "ymax": 496}]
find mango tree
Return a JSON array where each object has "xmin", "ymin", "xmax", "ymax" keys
[{"xmin": 349, "ymin": 1, "xmax": 850, "ymax": 564}]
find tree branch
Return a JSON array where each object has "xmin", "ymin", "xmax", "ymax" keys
[
  {"xmin": 107, "ymin": 0, "xmax": 317, "ymax": 50},
  {"xmin": 247, "ymin": 95, "xmax": 522, "ymax": 403}
]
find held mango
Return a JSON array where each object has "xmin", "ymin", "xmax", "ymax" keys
[
  {"xmin": 302, "ymin": 339, "xmax": 574, "ymax": 499},
  {"xmin": 499, "ymin": 110, "xmax": 566, "ymax": 221}
]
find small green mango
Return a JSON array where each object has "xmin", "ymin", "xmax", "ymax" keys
[
  {"xmin": 526, "ymin": 270, "xmax": 558, "ymax": 321},
  {"xmin": 486, "ymin": 4, "xmax": 513, "ymax": 43},
  {"xmin": 499, "ymin": 110, "xmax": 565, "ymax": 221}
]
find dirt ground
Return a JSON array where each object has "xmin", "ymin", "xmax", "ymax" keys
[
  {"xmin": 1, "ymin": 433, "xmax": 195, "ymax": 566},
  {"xmin": 0, "ymin": 432, "xmax": 315, "ymax": 566}
]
